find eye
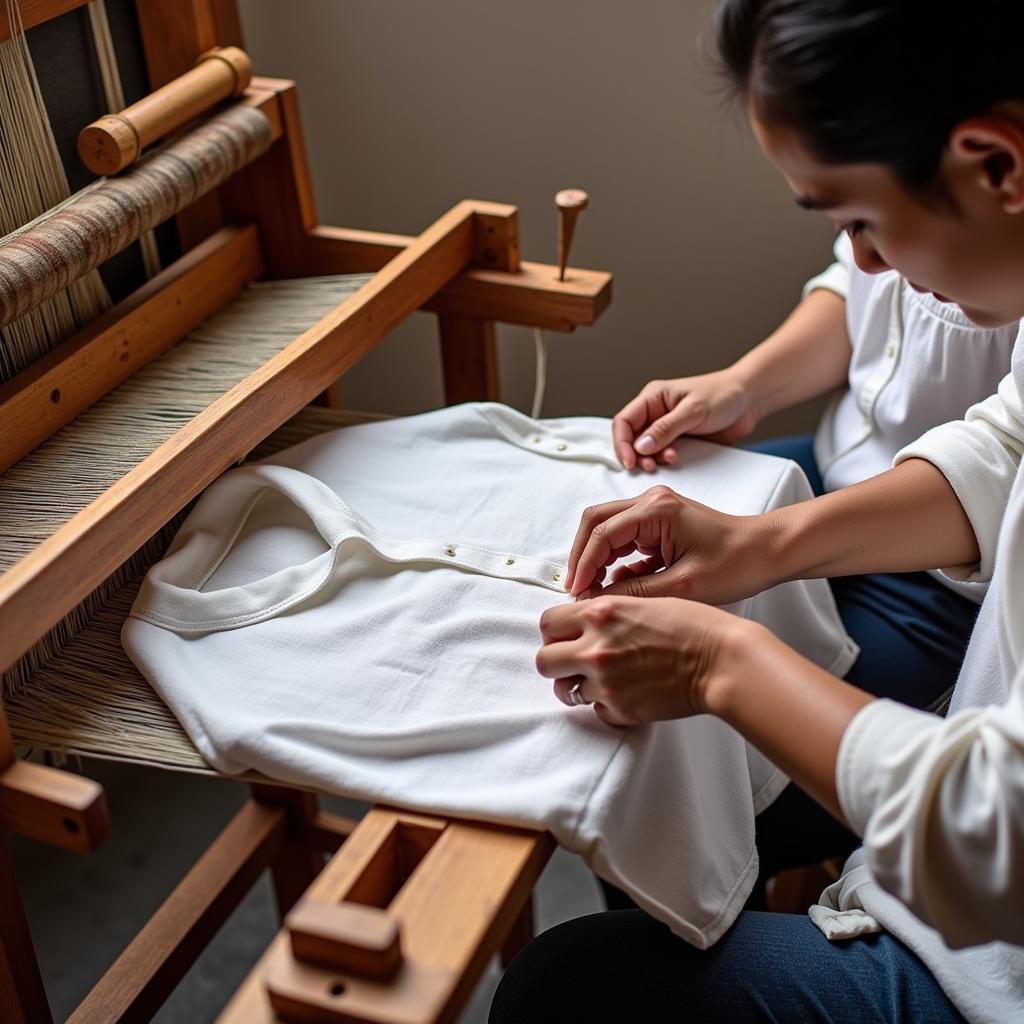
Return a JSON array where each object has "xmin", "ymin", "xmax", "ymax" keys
[{"xmin": 840, "ymin": 220, "xmax": 868, "ymax": 239}]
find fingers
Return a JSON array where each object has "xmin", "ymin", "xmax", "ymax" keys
[
  {"xmin": 570, "ymin": 508, "xmax": 647, "ymax": 597},
  {"xmin": 566, "ymin": 498, "xmax": 636, "ymax": 592},
  {"xmin": 538, "ymin": 603, "xmax": 584, "ymax": 643},
  {"xmin": 535, "ymin": 635, "xmax": 591, "ymax": 681},
  {"xmin": 597, "ymin": 562, "xmax": 681, "ymax": 599},
  {"xmin": 613, "ymin": 387, "xmax": 673, "ymax": 468}
]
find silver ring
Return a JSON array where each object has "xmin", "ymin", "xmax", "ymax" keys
[{"xmin": 568, "ymin": 681, "xmax": 592, "ymax": 706}]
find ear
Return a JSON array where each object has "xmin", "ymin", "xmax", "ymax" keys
[{"xmin": 949, "ymin": 115, "xmax": 1024, "ymax": 214}]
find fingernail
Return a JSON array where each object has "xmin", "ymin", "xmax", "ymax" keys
[{"xmin": 635, "ymin": 435, "xmax": 657, "ymax": 455}]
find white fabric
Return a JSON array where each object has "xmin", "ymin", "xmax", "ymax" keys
[
  {"xmin": 805, "ymin": 233, "xmax": 1018, "ymax": 601},
  {"xmin": 812, "ymin": 332, "xmax": 1024, "ymax": 1022},
  {"xmin": 125, "ymin": 403, "xmax": 857, "ymax": 949}
]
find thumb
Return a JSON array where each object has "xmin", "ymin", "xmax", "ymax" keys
[
  {"xmin": 596, "ymin": 562, "xmax": 679, "ymax": 599},
  {"xmin": 633, "ymin": 398, "xmax": 708, "ymax": 455}
]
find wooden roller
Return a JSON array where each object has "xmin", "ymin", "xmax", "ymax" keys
[{"xmin": 77, "ymin": 46, "xmax": 253, "ymax": 176}]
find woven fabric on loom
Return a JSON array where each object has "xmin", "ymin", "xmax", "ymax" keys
[{"xmin": 0, "ymin": 104, "xmax": 272, "ymax": 329}]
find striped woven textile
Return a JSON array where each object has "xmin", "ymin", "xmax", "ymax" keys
[{"xmin": 0, "ymin": 104, "xmax": 272, "ymax": 330}]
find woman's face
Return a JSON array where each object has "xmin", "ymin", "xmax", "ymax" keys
[{"xmin": 751, "ymin": 112, "xmax": 1024, "ymax": 327}]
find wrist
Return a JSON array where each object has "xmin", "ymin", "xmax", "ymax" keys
[
  {"xmin": 699, "ymin": 618, "xmax": 775, "ymax": 719},
  {"xmin": 724, "ymin": 360, "xmax": 761, "ymax": 422}
]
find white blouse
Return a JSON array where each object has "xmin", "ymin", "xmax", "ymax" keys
[
  {"xmin": 805, "ymin": 235, "xmax": 1018, "ymax": 601},
  {"xmin": 815, "ymin": 333, "xmax": 1024, "ymax": 1023}
]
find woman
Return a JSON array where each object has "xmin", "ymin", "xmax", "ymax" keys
[{"xmin": 490, "ymin": 1, "xmax": 1024, "ymax": 1021}]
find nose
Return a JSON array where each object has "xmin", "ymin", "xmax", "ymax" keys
[{"xmin": 850, "ymin": 234, "xmax": 891, "ymax": 275}]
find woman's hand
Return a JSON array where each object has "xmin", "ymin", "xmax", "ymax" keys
[
  {"xmin": 613, "ymin": 370, "xmax": 757, "ymax": 471},
  {"xmin": 564, "ymin": 485, "xmax": 779, "ymax": 605},
  {"xmin": 535, "ymin": 595, "xmax": 752, "ymax": 727}
]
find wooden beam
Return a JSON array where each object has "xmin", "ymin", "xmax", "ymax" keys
[
  {"xmin": 0, "ymin": 760, "xmax": 109, "ymax": 853},
  {"xmin": 0, "ymin": 833, "xmax": 53, "ymax": 1024},
  {"xmin": 0, "ymin": 0, "xmax": 88, "ymax": 43},
  {"xmin": 0, "ymin": 225, "xmax": 264, "ymax": 474},
  {"xmin": 311, "ymin": 812, "xmax": 360, "ymax": 854},
  {"xmin": 0, "ymin": 200, "xmax": 496, "ymax": 673},
  {"xmin": 68, "ymin": 799, "xmax": 286, "ymax": 1024},
  {"xmin": 438, "ymin": 315, "xmax": 500, "ymax": 404},
  {"xmin": 218, "ymin": 810, "xmax": 552, "ymax": 1024},
  {"xmin": 307, "ymin": 227, "xmax": 612, "ymax": 332},
  {"xmin": 134, "ymin": 0, "xmax": 227, "ymax": 248}
]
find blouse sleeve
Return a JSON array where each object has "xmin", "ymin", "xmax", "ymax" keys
[
  {"xmin": 837, "ymin": 675, "xmax": 1024, "ymax": 948},
  {"xmin": 894, "ymin": 365, "xmax": 1024, "ymax": 583},
  {"xmin": 802, "ymin": 232, "xmax": 853, "ymax": 301}
]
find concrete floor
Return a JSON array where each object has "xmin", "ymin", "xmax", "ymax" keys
[{"xmin": 10, "ymin": 757, "xmax": 602, "ymax": 1023}]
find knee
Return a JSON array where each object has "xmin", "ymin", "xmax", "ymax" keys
[{"xmin": 489, "ymin": 915, "xmax": 622, "ymax": 1024}]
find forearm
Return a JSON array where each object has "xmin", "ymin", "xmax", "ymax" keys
[
  {"xmin": 704, "ymin": 620, "xmax": 873, "ymax": 821},
  {"xmin": 764, "ymin": 457, "xmax": 980, "ymax": 581},
  {"xmin": 732, "ymin": 288, "xmax": 851, "ymax": 420}
]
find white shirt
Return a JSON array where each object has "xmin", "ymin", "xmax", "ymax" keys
[
  {"xmin": 806, "ymin": 235, "xmax": 1018, "ymax": 601},
  {"xmin": 124, "ymin": 403, "xmax": 857, "ymax": 949},
  {"xmin": 811, "ymin": 333, "xmax": 1024, "ymax": 1023}
]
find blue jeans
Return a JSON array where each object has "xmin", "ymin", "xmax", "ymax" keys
[{"xmin": 489, "ymin": 909, "xmax": 965, "ymax": 1023}]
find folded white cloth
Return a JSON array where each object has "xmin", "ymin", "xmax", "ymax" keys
[{"xmin": 124, "ymin": 403, "xmax": 856, "ymax": 947}]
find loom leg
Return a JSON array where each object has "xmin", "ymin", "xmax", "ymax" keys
[
  {"xmin": 0, "ymin": 832, "xmax": 53, "ymax": 1024},
  {"xmin": 438, "ymin": 314, "xmax": 501, "ymax": 404},
  {"xmin": 251, "ymin": 785, "xmax": 324, "ymax": 919},
  {"xmin": 499, "ymin": 891, "xmax": 535, "ymax": 968}
]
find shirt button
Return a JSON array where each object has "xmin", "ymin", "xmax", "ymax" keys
[
  {"xmin": 556, "ymin": 443, "xmax": 568, "ymax": 452},
  {"xmin": 885, "ymin": 344, "xmax": 896, "ymax": 358},
  {"xmin": 445, "ymin": 546, "xmax": 456, "ymax": 557},
  {"xmin": 532, "ymin": 436, "xmax": 542, "ymax": 444},
  {"xmin": 506, "ymin": 557, "xmax": 516, "ymax": 565}
]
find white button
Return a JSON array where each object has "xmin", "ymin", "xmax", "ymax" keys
[
  {"xmin": 885, "ymin": 344, "xmax": 895, "ymax": 358},
  {"xmin": 553, "ymin": 572, "xmax": 561, "ymax": 581},
  {"xmin": 445, "ymin": 546, "xmax": 456, "ymax": 557},
  {"xmin": 506, "ymin": 557, "xmax": 515, "ymax": 565},
  {"xmin": 532, "ymin": 436, "xmax": 542, "ymax": 444},
  {"xmin": 556, "ymin": 443, "xmax": 568, "ymax": 452}
]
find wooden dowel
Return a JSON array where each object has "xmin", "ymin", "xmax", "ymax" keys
[
  {"xmin": 78, "ymin": 46, "xmax": 253, "ymax": 176},
  {"xmin": 555, "ymin": 188, "xmax": 589, "ymax": 282}
]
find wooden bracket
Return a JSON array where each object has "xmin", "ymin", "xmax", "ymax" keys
[
  {"xmin": 219, "ymin": 808, "xmax": 553, "ymax": 1024},
  {"xmin": 0, "ymin": 759, "xmax": 108, "ymax": 853}
]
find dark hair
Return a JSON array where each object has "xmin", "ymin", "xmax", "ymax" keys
[{"xmin": 715, "ymin": 0, "xmax": 1024, "ymax": 193}]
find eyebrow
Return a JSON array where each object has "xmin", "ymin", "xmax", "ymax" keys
[{"xmin": 795, "ymin": 194, "xmax": 843, "ymax": 211}]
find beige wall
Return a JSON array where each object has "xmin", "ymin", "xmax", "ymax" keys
[{"xmin": 238, "ymin": 0, "xmax": 836, "ymax": 436}]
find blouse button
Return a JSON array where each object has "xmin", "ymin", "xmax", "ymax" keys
[
  {"xmin": 885, "ymin": 344, "xmax": 896, "ymax": 358},
  {"xmin": 445, "ymin": 546, "xmax": 456, "ymax": 557},
  {"xmin": 556, "ymin": 443, "xmax": 568, "ymax": 452},
  {"xmin": 506, "ymin": 557, "xmax": 515, "ymax": 565}
]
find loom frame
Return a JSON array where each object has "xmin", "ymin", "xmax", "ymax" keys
[{"xmin": 0, "ymin": 2, "xmax": 611, "ymax": 1022}]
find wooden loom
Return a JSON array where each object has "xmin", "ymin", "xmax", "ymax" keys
[{"xmin": 0, "ymin": 2, "xmax": 612, "ymax": 1021}]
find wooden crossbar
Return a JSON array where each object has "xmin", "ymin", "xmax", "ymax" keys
[{"xmin": 218, "ymin": 810, "xmax": 553, "ymax": 1024}]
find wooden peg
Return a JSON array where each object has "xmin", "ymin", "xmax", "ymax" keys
[
  {"xmin": 78, "ymin": 45, "xmax": 253, "ymax": 176},
  {"xmin": 286, "ymin": 900, "xmax": 402, "ymax": 980},
  {"xmin": 555, "ymin": 188, "xmax": 589, "ymax": 282}
]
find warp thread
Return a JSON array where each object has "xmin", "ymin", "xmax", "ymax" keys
[
  {"xmin": 0, "ymin": 0, "xmax": 111, "ymax": 382},
  {"xmin": 1, "ymin": 274, "xmax": 373, "ymax": 702},
  {"xmin": 0, "ymin": 104, "xmax": 273, "ymax": 330}
]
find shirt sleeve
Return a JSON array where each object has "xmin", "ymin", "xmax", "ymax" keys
[
  {"xmin": 837, "ymin": 684, "xmax": 1024, "ymax": 948},
  {"xmin": 894, "ymin": 366, "xmax": 1024, "ymax": 583},
  {"xmin": 802, "ymin": 232, "xmax": 853, "ymax": 301}
]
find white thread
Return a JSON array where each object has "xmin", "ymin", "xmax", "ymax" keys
[{"xmin": 531, "ymin": 326, "xmax": 548, "ymax": 419}]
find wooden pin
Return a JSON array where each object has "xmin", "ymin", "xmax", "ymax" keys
[{"xmin": 555, "ymin": 188, "xmax": 589, "ymax": 282}]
